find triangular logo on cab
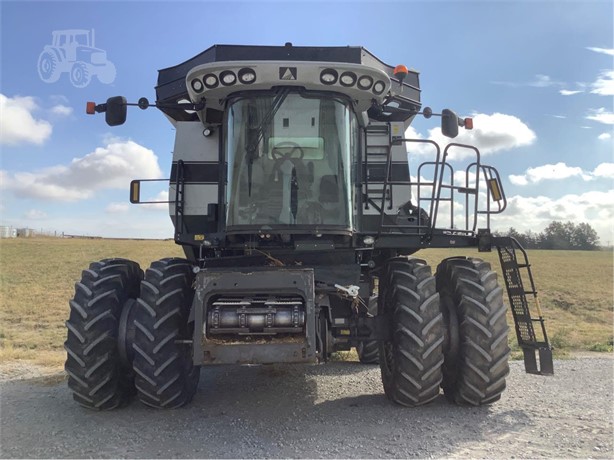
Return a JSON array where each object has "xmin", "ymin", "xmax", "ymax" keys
[{"xmin": 279, "ymin": 67, "xmax": 297, "ymax": 80}]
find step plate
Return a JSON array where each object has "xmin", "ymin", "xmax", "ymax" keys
[{"xmin": 523, "ymin": 347, "xmax": 554, "ymax": 375}]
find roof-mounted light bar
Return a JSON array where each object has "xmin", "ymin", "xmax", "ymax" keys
[{"xmin": 185, "ymin": 60, "xmax": 392, "ymax": 112}]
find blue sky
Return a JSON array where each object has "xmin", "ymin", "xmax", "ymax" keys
[{"xmin": 1, "ymin": 0, "xmax": 613, "ymax": 242}]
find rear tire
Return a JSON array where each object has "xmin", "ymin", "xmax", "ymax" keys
[
  {"xmin": 65, "ymin": 258, "xmax": 142, "ymax": 410},
  {"xmin": 379, "ymin": 257, "xmax": 444, "ymax": 406},
  {"xmin": 436, "ymin": 257, "xmax": 510, "ymax": 405},
  {"xmin": 132, "ymin": 258, "xmax": 200, "ymax": 409},
  {"xmin": 357, "ymin": 296, "xmax": 379, "ymax": 364}
]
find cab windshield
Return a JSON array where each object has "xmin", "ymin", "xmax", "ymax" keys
[{"xmin": 225, "ymin": 91, "xmax": 357, "ymax": 231}]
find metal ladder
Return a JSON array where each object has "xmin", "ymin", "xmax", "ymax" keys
[
  {"xmin": 495, "ymin": 236, "xmax": 554, "ymax": 375},
  {"xmin": 364, "ymin": 124, "xmax": 393, "ymax": 212}
]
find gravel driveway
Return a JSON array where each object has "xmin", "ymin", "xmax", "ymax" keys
[{"xmin": 1, "ymin": 356, "xmax": 612, "ymax": 458}]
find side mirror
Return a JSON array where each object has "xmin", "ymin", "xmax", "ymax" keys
[
  {"xmin": 441, "ymin": 109, "xmax": 459, "ymax": 138},
  {"xmin": 105, "ymin": 96, "xmax": 127, "ymax": 126}
]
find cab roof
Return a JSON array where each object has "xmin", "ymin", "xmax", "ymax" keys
[{"xmin": 156, "ymin": 44, "xmax": 421, "ymax": 123}]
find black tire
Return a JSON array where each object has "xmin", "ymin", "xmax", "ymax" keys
[
  {"xmin": 65, "ymin": 258, "xmax": 143, "ymax": 410},
  {"xmin": 357, "ymin": 296, "xmax": 379, "ymax": 364},
  {"xmin": 379, "ymin": 257, "xmax": 444, "ymax": 406},
  {"xmin": 436, "ymin": 257, "xmax": 510, "ymax": 405},
  {"xmin": 132, "ymin": 258, "xmax": 200, "ymax": 409}
]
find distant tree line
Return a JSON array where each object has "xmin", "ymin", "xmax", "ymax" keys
[{"xmin": 493, "ymin": 221, "xmax": 601, "ymax": 250}]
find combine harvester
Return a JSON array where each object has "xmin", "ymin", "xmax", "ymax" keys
[{"xmin": 66, "ymin": 43, "xmax": 553, "ymax": 410}]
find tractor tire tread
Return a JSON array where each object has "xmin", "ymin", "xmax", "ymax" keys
[
  {"xmin": 380, "ymin": 257, "xmax": 444, "ymax": 407},
  {"xmin": 65, "ymin": 258, "xmax": 142, "ymax": 410},
  {"xmin": 436, "ymin": 257, "xmax": 510, "ymax": 406},
  {"xmin": 357, "ymin": 296, "xmax": 380, "ymax": 364},
  {"xmin": 132, "ymin": 258, "xmax": 199, "ymax": 409}
]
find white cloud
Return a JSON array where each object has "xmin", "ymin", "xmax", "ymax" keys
[
  {"xmin": 419, "ymin": 112, "xmax": 536, "ymax": 159},
  {"xmin": 491, "ymin": 74, "xmax": 563, "ymax": 88},
  {"xmin": 50, "ymin": 104, "xmax": 73, "ymax": 116},
  {"xmin": 593, "ymin": 162, "xmax": 614, "ymax": 178},
  {"xmin": 586, "ymin": 47, "xmax": 614, "ymax": 56},
  {"xmin": 24, "ymin": 209, "xmax": 47, "ymax": 220},
  {"xmin": 106, "ymin": 202, "xmax": 130, "ymax": 213},
  {"xmin": 559, "ymin": 89, "xmax": 583, "ymax": 96},
  {"xmin": 1, "ymin": 140, "xmax": 163, "ymax": 201},
  {"xmin": 508, "ymin": 174, "xmax": 528, "ymax": 186},
  {"xmin": 590, "ymin": 70, "xmax": 614, "ymax": 96},
  {"xmin": 509, "ymin": 162, "xmax": 589, "ymax": 185},
  {"xmin": 598, "ymin": 132, "xmax": 612, "ymax": 141},
  {"xmin": 0, "ymin": 94, "xmax": 53, "ymax": 145},
  {"xmin": 141, "ymin": 190, "xmax": 170, "ymax": 211},
  {"xmin": 509, "ymin": 162, "xmax": 614, "ymax": 185},
  {"xmin": 551, "ymin": 115, "xmax": 567, "ymax": 119},
  {"xmin": 529, "ymin": 74, "xmax": 562, "ymax": 88},
  {"xmin": 495, "ymin": 190, "xmax": 614, "ymax": 244},
  {"xmin": 586, "ymin": 108, "xmax": 614, "ymax": 125}
]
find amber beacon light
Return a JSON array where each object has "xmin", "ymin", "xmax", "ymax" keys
[{"xmin": 393, "ymin": 64, "xmax": 409, "ymax": 84}]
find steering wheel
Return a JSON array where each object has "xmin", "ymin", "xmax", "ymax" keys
[{"xmin": 271, "ymin": 141, "xmax": 305, "ymax": 160}]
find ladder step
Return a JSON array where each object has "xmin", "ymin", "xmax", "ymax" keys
[
  {"xmin": 496, "ymin": 243, "xmax": 553, "ymax": 376},
  {"xmin": 522, "ymin": 347, "xmax": 554, "ymax": 375}
]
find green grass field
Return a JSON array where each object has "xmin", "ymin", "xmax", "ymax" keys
[{"xmin": 0, "ymin": 238, "xmax": 612, "ymax": 369}]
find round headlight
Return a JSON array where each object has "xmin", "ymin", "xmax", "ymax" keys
[
  {"xmin": 340, "ymin": 71, "xmax": 357, "ymax": 87},
  {"xmin": 320, "ymin": 69, "xmax": 338, "ymax": 85},
  {"xmin": 203, "ymin": 73, "xmax": 219, "ymax": 89},
  {"xmin": 373, "ymin": 80, "xmax": 386, "ymax": 95},
  {"xmin": 220, "ymin": 70, "xmax": 236, "ymax": 86},
  {"xmin": 357, "ymin": 75, "xmax": 373, "ymax": 90},
  {"xmin": 363, "ymin": 236, "xmax": 375, "ymax": 246},
  {"xmin": 238, "ymin": 68, "xmax": 256, "ymax": 84},
  {"xmin": 190, "ymin": 78, "xmax": 204, "ymax": 93}
]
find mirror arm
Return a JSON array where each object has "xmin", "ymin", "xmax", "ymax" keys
[{"xmin": 87, "ymin": 98, "xmax": 205, "ymax": 115}]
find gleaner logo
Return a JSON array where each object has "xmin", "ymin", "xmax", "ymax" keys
[{"xmin": 279, "ymin": 67, "xmax": 297, "ymax": 80}]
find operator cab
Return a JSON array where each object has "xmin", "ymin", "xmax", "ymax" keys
[
  {"xmin": 225, "ymin": 90, "xmax": 358, "ymax": 233},
  {"xmin": 183, "ymin": 58, "xmax": 393, "ymax": 238}
]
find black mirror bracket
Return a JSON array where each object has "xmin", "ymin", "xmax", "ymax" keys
[
  {"xmin": 86, "ymin": 97, "xmax": 205, "ymax": 126},
  {"xmin": 418, "ymin": 106, "xmax": 473, "ymax": 139}
]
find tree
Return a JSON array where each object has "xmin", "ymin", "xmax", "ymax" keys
[
  {"xmin": 495, "ymin": 221, "xmax": 600, "ymax": 250},
  {"xmin": 540, "ymin": 221, "xmax": 599, "ymax": 250},
  {"xmin": 542, "ymin": 221, "xmax": 572, "ymax": 249},
  {"xmin": 571, "ymin": 222, "xmax": 600, "ymax": 250}
]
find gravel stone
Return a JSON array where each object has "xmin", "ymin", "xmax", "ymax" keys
[{"xmin": 0, "ymin": 355, "xmax": 612, "ymax": 458}]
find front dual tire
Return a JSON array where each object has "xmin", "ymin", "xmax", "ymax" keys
[
  {"xmin": 65, "ymin": 258, "xmax": 199, "ymax": 410},
  {"xmin": 378, "ymin": 256, "xmax": 510, "ymax": 407},
  {"xmin": 65, "ymin": 259, "xmax": 142, "ymax": 410}
]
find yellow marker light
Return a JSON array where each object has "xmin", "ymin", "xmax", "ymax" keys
[
  {"xmin": 194, "ymin": 234, "xmax": 205, "ymax": 241},
  {"xmin": 488, "ymin": 178, "xmax": 502, "ymax": 202},
  {"xmin": 130, "ymin": 180, "xmax": 140, "ymax": 203}
]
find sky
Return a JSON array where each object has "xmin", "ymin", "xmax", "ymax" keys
[{"xmin": 0, "ymin": 0, "xmax": 613, "ymax": 243}]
